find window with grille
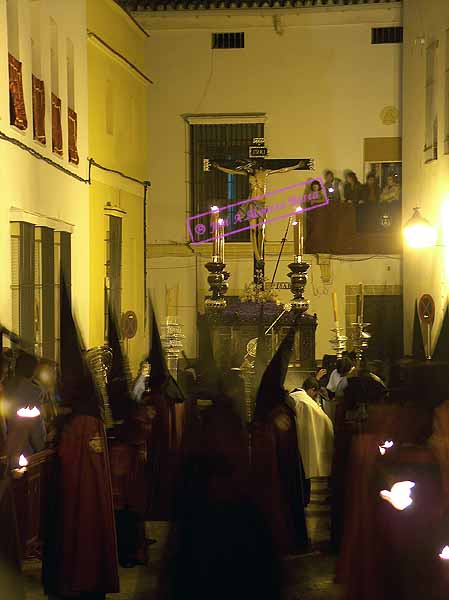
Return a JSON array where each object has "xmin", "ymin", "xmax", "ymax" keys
[
  {"xmin": 425, "ymin": 42, "xmax": 438, "ymax": 162},
  {"xmin": 10, "ymin": 222, "xmax": 70, "ymax": 360},
  {"xmin": 105, "ymin": 216, "xmax": 122, "ymax": 338},
  {"xmin": 212, "ymin": 32, "xmax": 245, "ymax": 49},
  {"xmin": 371, "ymin": 27, "xmax": 403, "ymax": 45},
  {"xmin": 189, "ymin": 122, "xmax": 264, "ymax": 242}
]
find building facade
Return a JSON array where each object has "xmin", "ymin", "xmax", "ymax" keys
[
  {"xmin": 0, "ymin": 0, "xmax": 151, "ymax": 373},
  {"xmin": 0, "ymin": 0, "xmax": 89, "ymax": 356},
  {"xmin": 128, "ymin": 0, "xmax": 403, "ymax": 360},
  {"xmin": 402, "ymin": 0, "xmax": 449, "ymax": 356},
  {"xmin": 87, "ymin": 0, "xmax": 151, "ymax": 372}
]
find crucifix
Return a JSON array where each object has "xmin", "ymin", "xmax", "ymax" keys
[{"xmin": 206, "ymin": 139, "xmax": 314, "ymax": 291}]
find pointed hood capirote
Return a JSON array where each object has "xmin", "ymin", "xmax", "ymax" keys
[
  {"xmin": 148, "ymin": 308, "xmax": 185, "ymax": 404},
  {"xmin": 60, "ymin": 274, "xmax": 102, "ymax": 419},
  {"xmin": 254, "ymin": 322, "xmax": 297, "ymax": 421},
  {"xmin": 412, "ymin": 300, "xmax": 426, "ymax": 361},
  {"xmin": 149, "ymin": 309, "xmax": 170, "ymax": 389},
  {"xmin": 196, "ymin": 314, "xmax": 221, "ymax": 401},
  {"xmin": 107, "ymin": 307, "xmax": 133, "ymax": 422},
  {"xmin": 432, "ymin": 305, "xmax": 449, "ymax": 362},
  {"xmin": 254, "ymin": 304, "xmax": 270, "ymax": 391}
]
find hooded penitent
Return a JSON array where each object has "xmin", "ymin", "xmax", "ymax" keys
[
  {"xmin": 432, "ymin": 305, "xmax": 449, "ymax": 362},
  {"xmin": 59, "ymin": 275, "xmax": 102, "ymax": 419},
  {"xmin": 107, "ymin": 307, "xmax": 134, "ymax": 423},
  {"xmin": 42, "ymin": 274, "xmax": 119, "ymax": 597},
  {"xmin": 254, "ymin": 322, "xmax": 296, "ymax": 422},
  {"xmin": 146, "ymin": 309, "xmax": 185, "ymax": 520},
  {"xmin": 251, "ymin": 319, "xmax": 309, "ymax": 554}
]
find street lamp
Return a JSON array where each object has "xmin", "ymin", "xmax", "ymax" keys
[{"xmin": 403, "ymin": 208, "xmax": 437, "ymax": 249}]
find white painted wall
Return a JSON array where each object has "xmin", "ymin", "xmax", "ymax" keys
[
  {"xmin": 0, "ymin": 0, "xmax": 90, "ymax": 342},
  {"xmin": 402, "ymin": 0, "xmax": 449, "ymax": 354},
  {"xmin": 142, "ymin": 4, "xmax": 403, "ymax": 359}
]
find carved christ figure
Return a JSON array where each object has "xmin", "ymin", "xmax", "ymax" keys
[{"xmin": 211, "ymin": 159, "xmax": 305, "ymax": 262}]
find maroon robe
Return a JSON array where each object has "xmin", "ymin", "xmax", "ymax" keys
[
  {"xmin": 51, "ymin": 415, "xmax": 119, "ymax": 596},
  {"xmin": 146, "ymin": 389, "xmax": 182, "ymax": 521},
  {"xmin": 251, "ymin": 404, "xmax": 308, "ymax": 554},
  {"xmin": 337, "ymin": 404, "xmax": 449, "ymax": 600}
]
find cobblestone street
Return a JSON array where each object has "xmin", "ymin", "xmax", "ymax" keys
[{"xmin": 22, "ymin": 550, "xmax": 342, "ymax": 600}]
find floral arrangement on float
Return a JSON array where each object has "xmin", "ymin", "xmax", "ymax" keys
[{"xmin": 240, "ymin": 279, "xmax": 279, "ymax": 304}]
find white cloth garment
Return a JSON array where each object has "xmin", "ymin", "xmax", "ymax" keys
[
  {"xmin": 326, "ymin": 368, "xmax": 343, "ymax": 393},
  {"xmin": 287, "ymin": 389, "xmax": 334, "ymax": 479}
]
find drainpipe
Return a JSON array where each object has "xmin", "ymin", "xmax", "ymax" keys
[{"xmin": 143, "ymin": 181, "xmax": 151, "ymax": 336}]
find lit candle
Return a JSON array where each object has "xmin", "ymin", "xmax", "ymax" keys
[
  {"xmin": 378, "ymin": 440, "xmax": 394, "ymax": 456},
  {"xmin": 17, "ymin": 406, "xmax": 40, "ymax": 418},
  {"xmin": 439, "ymin": 546, "xmax": 449, "ymax": 560},
  {"xmin": 293, "ymin": 207, "xmax": 303, "ymax": 258},
  {"xmin": 12, "ymin": 454, "xmax": 29, "ymax": 479},
  {"xmin": 380, "ymin": 481, "xmax": 415, "ymax": 511},
  {"xmin": 218, "ymin": 218, "xmax": 225, "ymax": 263},
  {"xmin": 359, "ymin": 283, "xmax": 364, "ymax": 323},
  {"xmin": 331, "ymin": 291, "xmax": 339, "ymax": 328},
  {"xmin": 18, "ymin": 454, "xmax": 28, "ymax": 467},
  {"xmin": 211, "ymin": 206, "xmax": 219, "ymax": 261}
]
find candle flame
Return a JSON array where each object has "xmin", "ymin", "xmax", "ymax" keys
[
  {"xmin": 380, "ymin": 481, "xmax": 415, "ymax": 511},
  {"xmin": 295, "ymin": 206, "xmax": 303, "ymax": 213},
  {"xmin": 18, "ymin": 454, "xmax": 28, "ymax": 467},
  {"xmin": 210, "ymin": 205, "xmax": 219, "ymax": 212},
  {"xmin": 218, "ymin": 218, "xmax": 224, "ymax": 225},
  {"xmin": 17, "ymin": 406, "xmax": 41, "ymax": 418},
  {"xmin": 439, "ymin": 546, "xmax": 449, "ymax": 560},
  {"xmin": 379, "ymin": 440, "xmax": 394, "ymax": 455}
]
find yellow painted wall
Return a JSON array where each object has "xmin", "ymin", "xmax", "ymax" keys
[
  {"xmin": 87, "ymin": 0, "xmax": 151, "ymax": 373},
  {"xmin": 402, "ymin": 0, "xmax": 449, "ymax": 355}
]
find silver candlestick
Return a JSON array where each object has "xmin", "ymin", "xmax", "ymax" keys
[
  {"xmin": 161, "ymin": 316, "xmax": 185, "ymax": 379},
  {"xmin": 330, "ymin": 327, "xmax": 348, "ymax": 359},
  {"xmin": 351, "ymin": 321, "xmax": 371, "ymax": 366}
]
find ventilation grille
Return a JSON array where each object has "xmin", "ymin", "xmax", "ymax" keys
[
  {"xmin": 212, "ymin": 32, "xmax": 245, "ymax": 49},
  {"xmin": 371, "ymin": 27, "xmax": 403, "ymax": 45}
]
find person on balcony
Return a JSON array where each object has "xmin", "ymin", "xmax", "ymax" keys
[
  {"xmin": 358, "ymin": 172, "xmax": 382, "ymax": 232},
  {"xmin": 306, "ymin": 179, "xmax": 327, "ymax": 206},
  {"xmin": 323, "ymin": 170, "xmax": 344, "ymax": 203},
  {"xmin": 380, "ymin": 174, "xmax": 401, "ymax": 204},
  {"xmin": 343, "ymin": 171, "xmax": 364, "ymax": 205}
]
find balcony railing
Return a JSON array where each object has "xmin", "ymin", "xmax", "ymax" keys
[{"xmin": 304, "ymin": 202, "xmax": 401, "ymax": 255}]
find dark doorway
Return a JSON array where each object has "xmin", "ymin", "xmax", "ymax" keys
[{"xmin": 363, "ymin": 295, "xmax": 403, "ymax": 365}]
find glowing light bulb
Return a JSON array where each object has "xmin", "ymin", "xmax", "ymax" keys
[
  {"xmin": 439, "ymin": 546, "xmax": 449, "ymax": 560},
  {"xmin": 17, "ymin": 406, "xmax": 40, "ymax": 418},
  {"xmin": 380, "ymin": 481, "xmax": 415, "ymax": 511},
  {"xmin": 18, "ymin": 454, "xmax": 28, "ymax": 467},
  {"xmin": 379, "ymin": 440, "xmax": 394, "ymax": 455},
  {"xmin": 403, "ymin": 208, "xmax": 437, "ymax": 249},
  {"xmin": 328, "ymin": 187, "xmax": 334, "ymax": 193}
]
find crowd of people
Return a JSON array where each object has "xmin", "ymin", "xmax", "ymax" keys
[
  {"xmin": 304, "ymin": 169, "xmax": 402, "ymax": 232},
  {"xmin": 1, "ymin": 306, "xmax": 449, "ymax": 599}
]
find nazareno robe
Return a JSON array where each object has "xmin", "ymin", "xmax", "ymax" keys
[
  {"xmin": 110, "ymin": 405, "xmax": 150, "ymax": 565},
  {"xmin": 146, "ymin": 384, "xmax": 185, "ymax": 521},
  {"xmin": 42, "ymin": 414, "xmax": 119, "ymax": 597},
  {"xmin": 251, "ymin": 401, "xmax": 309, "ymax": 554},
  {"xmin": 336, "ymin": 402, "xmax": 449, "ymax": 600}
]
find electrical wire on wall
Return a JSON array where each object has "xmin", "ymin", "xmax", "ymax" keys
[{"xmin": 195, "ymin": 48, "xmax": 216, "ymax": 112}]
